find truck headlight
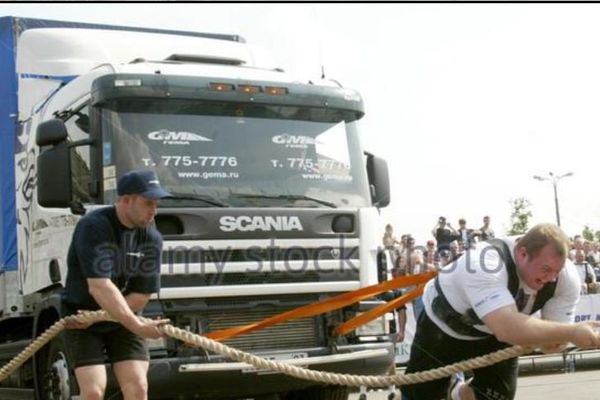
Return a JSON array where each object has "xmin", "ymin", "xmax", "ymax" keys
[{"xmin": 356, "ymin": 315, "xmax": 388, "ymax": 336}]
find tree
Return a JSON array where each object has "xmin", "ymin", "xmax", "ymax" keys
[
  {"xmin": 508, "ymin": 197, "xmax": 532, "ymax": 235},
  {"xmin": 582, "ymin": 225, "xmax": 595, "ymax": 242}
]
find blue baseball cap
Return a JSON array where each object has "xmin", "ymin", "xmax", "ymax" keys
[{"xmin": 117, "ymin": 169, "xmax": 172, "ymax": 199}]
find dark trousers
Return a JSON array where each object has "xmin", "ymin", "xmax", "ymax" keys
[{"xmin": 403, "ymin": 312, "xmax": 518, "ymax": 400}]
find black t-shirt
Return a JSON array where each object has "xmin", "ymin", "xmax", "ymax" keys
[
  {"xmin": 62, "ymin": 206, "xmax": 162, "ymax": 312},
  {"xmin": 435, "ymin": 227, "xmax": 457, "ymax": 246}
]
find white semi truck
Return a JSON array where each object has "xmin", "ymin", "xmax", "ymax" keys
[{"xmin": 0, "ymin": 16, "xmax": 394, "ymax": 400}]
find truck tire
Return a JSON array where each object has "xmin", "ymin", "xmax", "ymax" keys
[
  {"xmin": 283, "ymin": 385, "xmax": 349, "ymax": 400},
  {"xmin": 37, "ymin": 333, "xmax": 78, "ymax": 400}
]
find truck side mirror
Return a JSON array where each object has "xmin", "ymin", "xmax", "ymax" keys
[
  {"xmin": 36, "ymin": 119, "xmax": 68, "ymax": 146},
  {"xmin": 37, "ymin": 143, "xmax": 73, "ymax": 208},
  {"xmin": 36, "ymin": 119, "xmax": 73, "ymax": 209},
  {"xmin": 365, "ymin": 152, "xmax": 390, "ymax": 208}
]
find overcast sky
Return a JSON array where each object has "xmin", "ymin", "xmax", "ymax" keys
[{"xmin": 3, "ymin": 3, "xmax": 600, "ymax": 243}]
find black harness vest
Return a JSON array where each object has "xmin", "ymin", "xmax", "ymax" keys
[{"xmin": 431, "ymin": 239, "xmax": 558, "ymax": 338}]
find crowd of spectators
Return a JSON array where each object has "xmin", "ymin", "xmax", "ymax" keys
[
  {"xmin": 382, "ymin": 216, "xmax": 495, "ymax": 342},
  {"xmin": 569, "ymin": 235, "xmax": 600, "ymax": 294},
  {"xmin": 383, "ymin": 216, "xmax": 495, "ymax": 276},
  {"xmin": 383, "ymin": 218, "xmax": 600, "ymax": 299}
]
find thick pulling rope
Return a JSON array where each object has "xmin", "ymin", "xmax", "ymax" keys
[
  {"xmin": 163, "ymin": 321, "xmax": 525, "ymax": 387},
  {"xmin": 0, "ymin": 310, "xmax": 526, "ymax": 388},
  {"xmin": 2, "ymin": 273, "xmax": 437, "ymax": 384}
]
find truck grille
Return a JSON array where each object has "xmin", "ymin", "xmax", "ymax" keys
[
  {"xmin": 206, "ymin": 308, "xmax": 320, "ymax": 352},
  {"xmin": 163, "ymin": 246, "xmax": 359, "ymax": 264},
  {"xmin": 161, "ymin": 268, "xmax": 358, "ymax": 287}
]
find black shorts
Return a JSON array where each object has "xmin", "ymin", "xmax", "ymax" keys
[
  {"xmin": 64, "ymin": 322, "xmax": 149, "ymax": 369},
  {"xmin": 403, "ymin": 312, "xmax": 518, "ymax": 400}
]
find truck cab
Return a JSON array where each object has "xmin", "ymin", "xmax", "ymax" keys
[{"xmin": 0, "ymin": 17, "xmax": 393, "ymax": 400}]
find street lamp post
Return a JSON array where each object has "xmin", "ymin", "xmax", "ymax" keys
[{"xmin": 533, "ymin": 172, "xmax": 573, "ymax": 227}]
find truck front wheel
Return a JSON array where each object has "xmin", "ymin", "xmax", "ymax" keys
[{"xmin": 38, "ymin": 333, "xmax": 77, "ymax": 400}]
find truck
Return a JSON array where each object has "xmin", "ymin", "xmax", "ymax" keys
[{"xmin": 0, "ymin": 16, "xmax": 394, "ymax": 400}]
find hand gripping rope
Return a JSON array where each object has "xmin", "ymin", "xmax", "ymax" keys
[{"xmin": 0, "ymin": 273, "xmax": 527, "ymax": 388}]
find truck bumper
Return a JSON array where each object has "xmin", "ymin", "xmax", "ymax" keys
[{"xmin": 145, "ymin": 342, "xmax": 394, "ymax": 399}]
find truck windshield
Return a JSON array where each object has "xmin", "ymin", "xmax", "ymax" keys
[{"xmin": 100, "ymin": 100, "xmax": 371, "ymax": 208}]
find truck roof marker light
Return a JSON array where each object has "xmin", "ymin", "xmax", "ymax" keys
[
  {"xmin": 238, "ymin": 85, "xmax": 261, "ymax": 94},
  {"xmin": 114, "ymin": 79, "xmax": 142, "ymax": 87},
  {"xmin": 265, "ymin": 86, "xmax": 288, "ymax": 96},
  {"xmin": 209, "ymin": 83, "xmax": 235, "ymax": 92}
]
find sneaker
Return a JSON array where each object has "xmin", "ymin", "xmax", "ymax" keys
[{"xmin": 446, "ymin": 372, "xmax": 465, "ymax": 400}]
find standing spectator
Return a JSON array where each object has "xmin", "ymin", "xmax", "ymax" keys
[
  {"xmin": 406, "ymin": 234, "xmax": 416, "ymax": 254},
  {"xmin": 424, "ymin": 239, "xmax": 441, "ymax": 269},
  {"xmin": 400, "ymin": 234, "xmax": 408, "ymax": 247},
  {"xmin": 382, "ymin": 224, "xmax": 400, "ymax": 249},
  {"xmin": 574, "ymin": 249, "xmax": 599, "ymax": 294},
  {"xmin": 404, "ymin": 233, "xmax": 415, "ymax": 250},
  {"xmin": 587, "ymin": 242, "xmax": 600, "ymax": 269},
  {"xmin": 396, "ymin": 234, "xmax": 416, "ymax": 264},
  {"xmin": 393, "ymin": 234, "xmax": 409, "ymax": 262},
  {"xmin": 569, "ymin": 236, "xmax": 584, "ymax": 261},
  {"xmin": 393, "ymin": 253, "xmax": 408, "ymax": 277},
  {"xmin": 406, "ymin": 250, "xmax": 435, "ymax": 321},
  {"xmin": 583, "ymin": 240, "xmax": 592, "ymax": 257},
  {"xmin": 583, "ymin": 240, "xmax": 597, "ymax": 268},
  {"xmin": 432, "ymin": 216, "xmax": 459, "ymax": 252},
  {"xmin": 478, "ymin": 215, "xmax": 495, "ymax": 241},
  {"xmin": 389, "ymin": 266, "xmax": 408, "ymax": 343},
  {"xmin": 448, "ymin": 240, "xmax": 462, "ymax": 262},
  {"xmin": 382, "ymin": 224, "xmax": 400, "ymax": 265},
  {"xmin": 457, "ymin": 218, "xmax": 476, "ymax": 249},
  {"xmin": 400, "ymin": 234, "xmax": 411, "ymax": 251}
]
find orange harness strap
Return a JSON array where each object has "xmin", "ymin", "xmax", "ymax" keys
[
  {"xmin": 206, "ymin": 271, "xmax": 437, "ymax": 341},
  {"xmin": 334, "ymin": 283, "xmax": 426, "ymax": 336}
]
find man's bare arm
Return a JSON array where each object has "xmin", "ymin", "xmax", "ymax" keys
[
  {"xmin": 125, "ymin": 292, "xmax": 151, "ymax": 312},
  {"xmin": 87, "ymin": 278, "xmax": 165, "ymax": 339},
  {"xmin": 482, "ymin": 304, "xmax": 600, "ymax": 348}
]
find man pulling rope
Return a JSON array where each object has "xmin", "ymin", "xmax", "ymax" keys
[{"xmin": 403, "ymin": 224, "xmax": 600, "ymax": 400}]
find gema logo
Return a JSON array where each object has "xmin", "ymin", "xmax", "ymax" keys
[
  {"xmin": 272, "ymin": 134, "xmax": 316, "ymax": 149},
  {"xmin": 148, "ymin": 130, "xmax": 212, "ymax": 145}
]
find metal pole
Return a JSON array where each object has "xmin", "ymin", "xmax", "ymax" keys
[
  {"xmin": 533, "ymin": 172, "xmax": 572, "ymax": 227},
  {"xmin": 553, "ymin": 181, "xmax": 561, "ymax": 227}
]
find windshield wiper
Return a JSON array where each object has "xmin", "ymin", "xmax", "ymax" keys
[
  {"xmin": 166, "ymin": 192, "xmax": 229, "ymax": 207},
  {"xmin": 234, "ymin": 193, "xmax": 337, "ymax": 208}
]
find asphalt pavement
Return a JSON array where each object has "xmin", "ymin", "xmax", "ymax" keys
[{"xmin": 349, "ymin": 369, "xmax": 600, "ymax": 400}]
